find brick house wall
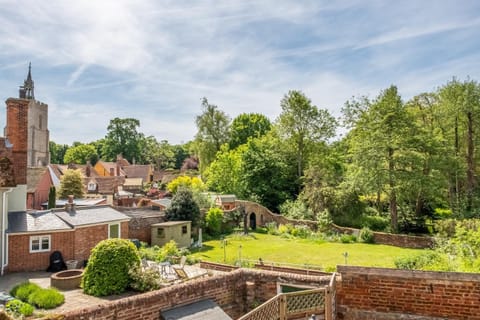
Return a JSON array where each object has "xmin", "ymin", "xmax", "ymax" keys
[
  {"xmin": 7, "ymin": 221, "xmax": 129, "ymax": 272},
  {"xmin": 27, "ymin": 169, "xmax": 52, "ymax": 209},
  {"xmin": 336, "ymin": 266, "xmax": 480, "ymax": 320},
  {"xmin": 7, "ymin": 231, "xmax": 74, "ymax": 272},
  {"xmin": 72, "ymin": 221, "xmax": 129, "ymax": 263}
]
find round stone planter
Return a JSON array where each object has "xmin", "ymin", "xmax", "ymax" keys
[{"xmin": 51, "ymin": 269, "xmax": 84, "ymax": 290}]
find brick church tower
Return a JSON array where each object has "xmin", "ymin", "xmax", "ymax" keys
[{"xmin": 4, "ymin": 64, "xmax": 49, "ymax": 181}]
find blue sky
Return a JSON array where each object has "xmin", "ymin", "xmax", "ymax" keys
[{"xmin": 1, "ymin": 0, "xmax": 480, "ymax": 145}]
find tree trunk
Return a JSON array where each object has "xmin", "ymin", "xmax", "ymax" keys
[
  {"xmin": 454, "ymin": 116, "xmax": 460, "ymax": 212},
  {"xmin": 388, "ymin": 147, "xmax": 398, "ymax": 232},
  {"xmin": 466, "ymin": 111, "xmax": 475, "ymax": 212}
]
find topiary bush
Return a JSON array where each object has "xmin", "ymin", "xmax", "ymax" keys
[
  {"xmin": 10, "ymin": 282, "xmax": 41, "ymax": 302},
  {"xmin": 5, "ymin": 299, "xmax": 34, "ymax": 317},
  {"xmin": 82, "ymin": 238, "xmax": 141, "ymax": 296},
  {"xmin": 28, "ymin": 288, "xmax": 65, "ymax": 309}
]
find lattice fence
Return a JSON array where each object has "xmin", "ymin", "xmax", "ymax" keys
[
  {"xmin": 238, "ymin": 295, "xmax": 281, "ymax": 320},
  {"xmin": 285, "ymin": 289, "xmax": 325, "ymax": 316}
]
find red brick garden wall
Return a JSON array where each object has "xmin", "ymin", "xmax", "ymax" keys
[
  {"xmin": 61, "ymin": 269, "xmax": 332, "ymax": 320},
  {"xmin": 336, "ymin": 266, "xmax": 480, "ymax": 320},
  {"xmin": 331, "ymin": 224, "xmax": 434, "ymax": 249},
  {"xmin": 7, "ymin": 231, "xmax": 74, "ymax": 272}
]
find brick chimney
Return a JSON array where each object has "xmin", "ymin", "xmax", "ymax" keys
[
  {"xmin": 86, "ymin": 160, "xmax": 91, "ymax": 177},
  {"xmin": 64, "ymin": 195, "xmax": 75, "ymax": 213}
]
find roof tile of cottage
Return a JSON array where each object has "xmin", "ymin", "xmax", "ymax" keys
[
  {"xmin": 123, "ymin": 165, "xmax": 151, "ymax": 182},
  {"xmin": 53, "ymin": 205, "xmax": 130, "ymax": 227},
  {"xmin": 7, "ymin": 211, "xmax": 72, "ymax": 233}
]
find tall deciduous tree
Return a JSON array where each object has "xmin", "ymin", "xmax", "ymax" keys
[
  {"xmin": 277, "ymin": 90, "xmax": 337, "ymax": 178},
  {"xmin": 63, "ymin": 143, "xmax": 98, "ymax": 165},
  {"xmin": 49, "ymin": 141, "xmax": 69, "ymax": 164},
  {"xmin": 229, "ymin": 113, "xmax": 271, "ymax": 149},
  {"xmin": 204, "ymin": 144, "xmax": 246, "ymax": 196},
  {"xmin": 438, "ymin": 79, "xmax": 480, "ymax": 214},
  {"xmin": 195, "ymin": 98, "xmax": 230, "ymax": 173},
  {"xmin": 240, "ymin": 132, "xmax": 297, "ymax": 212},
  {"xmin": 347, "ymin": 86, "xmax": 414, "ymax": 232},
  {"xmin": 58, "ymin": 169, "xmax": 84, "ymax": 199},
  {"xmin": 102, "ymin": 118, "xmax": 145, "ymax": 163}
]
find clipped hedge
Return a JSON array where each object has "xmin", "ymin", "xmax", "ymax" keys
[
  {"xmin": 10, "ymin": 282, "xmax": 41, "ymax": 302},
  {"xmin": 82, "ymin": 238, "xmax": 141, "ymax": 296},
  {"xmin": 28, "ymin": 288, "xmax": 65, "ymax": 309}
]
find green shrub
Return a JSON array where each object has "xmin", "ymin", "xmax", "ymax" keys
[
  {"xmin": 205, "ymin": 207, "xmax": 224, "ymax": 236},
  {"xmin": 157, "ymin": 240, "xmax": 181, "ymax": 262},
  {"xmin": 359, "ymin": 227, "xmax": 375, "ymax": 243},
  {"xmin": 82, "ymin": 238, "xmax": 141, "ymax": 296},
  {"xmin": 278, "ymin": 224, "xmax": 293, "ymax": 235},
  {"xmin": 128, "ymin": 266, "xmax": 162, "ymax": 292},
  {"xmin": 11, "ymin": 282, "xmax": 41, "ymax": 302},
  {"xmin": 316, "ymin": 209, "xmax": 332, "ymax": 232},
  {"xmin": 5, "ymin": 299, "xmax": 34, "ymax": 317},
  {"xmin": 362, "ymin": 215, "xmax": 389, "ymax": 231},
  {"xmin": 28, "ymin": 288, "xmax": 64, "ymax": 309},
  {"xmin": 340, "ymin": 234, "xmax": 357, "ymax": 243},
  {"xmin": 265, "ymin": 222, "xmax": 278, "ymax": 235},
  {"xmin": 290, "ymin": 225, "xmax": 311, "ymax": 238},
  {"xmin": 394, "ymin": 251, "xmax": 445, "ymax": 270}
]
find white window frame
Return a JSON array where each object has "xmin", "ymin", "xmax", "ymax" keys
[
  {"xmin": 108, "ymin": 223, "xmax": 121, "ymax": 238},
  {"xmin": 30, "ymin": 235, "xmax": 51, "ymax": 253}
]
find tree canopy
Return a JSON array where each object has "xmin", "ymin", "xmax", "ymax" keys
[{"xmin": 102, "ymin": 118, "xmax": 145, "ymax": 163}]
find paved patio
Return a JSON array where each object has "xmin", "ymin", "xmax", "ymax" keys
[
  {"xmin": 0, "ymin": 271, "xmax": 135, "ymax": 313},
  {"xmin": 0, "ymin": 264, "xmax": 213, "ymax": 314}
]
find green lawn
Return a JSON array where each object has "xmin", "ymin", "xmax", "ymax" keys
[{"xmin": 191, "ymin": 232, "xmax": 425, "ymax": 270}]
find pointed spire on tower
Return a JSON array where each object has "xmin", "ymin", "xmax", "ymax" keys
[{"xmin": 19, "ymin": 62, "xmax": 35, "ymax": 99}]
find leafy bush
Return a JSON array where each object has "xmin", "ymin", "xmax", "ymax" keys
[
  {"xmin": 359, "ymin": 227, "xmax": 375, "ymax": 243},
  {"xmin": 158, "ymin": 240, "xmax": 181, "ymax": 262},
  {"xmin": 128, "ymin": 265, "xmax": 162, "ymax": 292},
  {"xmin": 362, "ymin": 215, "xmax": 389, "ymax": 231},
  {"xmin": 82, "ymin": 238, "xmax": 141, "ymax": 296},
  {"xmin": 265, "ymin": 222, "xmax": 278, "ymax": 235},
  {"xmin": 5, "ymin": 299, "xmax": 34, "ymax": 317},
  {"xmin": 28, "ymin": 288, "xmax": 64, "ymax": 309},
  {"xmin": 340, "ymin": 234, "xmax": 357, "ymax": 243},
  {"xmin": 394, "ymin": 251, "xmax": 449, "ymax": 270},
  {"xmin": 278, "ymin": 224, "xmax": 293, "ymax": 235},
  {"xmin": 11, "ymin": 282, "xmax": 41, "ymax": 302},
  {"xmin": 316, "ymin": 209, "xmax": 332, "ymax": 232},
  {"xmin": 279, "ymin": 199, "xmax": 314, "ymax": 220},
  {"xmin": 205, "ymin": 207, "xmax": 224, "ymax": 236},
  {"xmin": 290, "ymin": 225, "xmax": 311, "ymax": 238}
]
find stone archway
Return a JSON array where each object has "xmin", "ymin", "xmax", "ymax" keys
[{"xmin": 249, "ymin": 212, "xmax": 256, "ymax": 230}]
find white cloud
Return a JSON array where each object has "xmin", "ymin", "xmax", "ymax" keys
[{"xmin": 0, "ymin": 0, "xmax": 479, "ymax": 145}]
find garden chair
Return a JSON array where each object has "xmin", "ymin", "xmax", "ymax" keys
[{"xmin": 172, "ymin": 255, "xmax": 187, "ymax": 270}]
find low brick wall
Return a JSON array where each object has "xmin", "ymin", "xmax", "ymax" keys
[
  {"xmin": 331, "ymin": 224, "xmax": 434, "ymax": 249},
  {"xmin": 336, "ymin": 266, "xmax": 480, "ymax": 320},
  {"xmin": 61, "ymin": 268, "xmax": 331, "ymax": 320}
]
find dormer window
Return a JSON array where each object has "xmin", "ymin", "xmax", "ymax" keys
[{"xmin": 87, "ymin": 181, "xmax": 97, "ymax": 192}]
